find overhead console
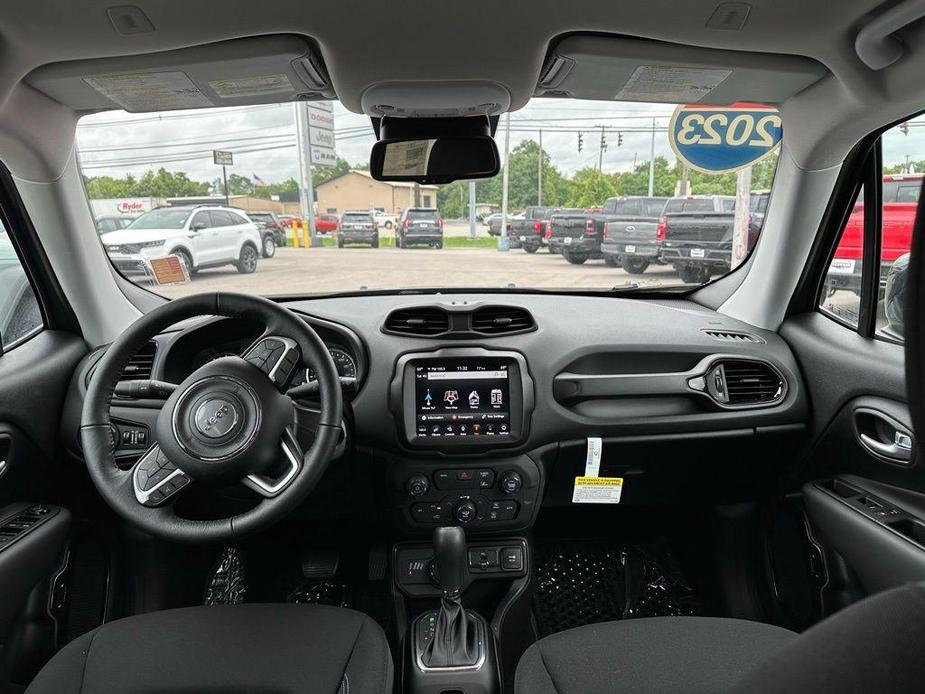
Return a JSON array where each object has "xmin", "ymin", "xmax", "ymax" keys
[{"xmin": 390, "ymin": 348, "xmax": 534, "ymax": 449}]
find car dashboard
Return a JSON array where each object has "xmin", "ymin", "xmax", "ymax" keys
[{"xmin": 61, "ymin": 292, "xmax": 808, "ymax": 537}]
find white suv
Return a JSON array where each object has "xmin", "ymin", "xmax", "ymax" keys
[{"xmin": 101, "ymin": 206, "xmax": 262, "ymax": 277}]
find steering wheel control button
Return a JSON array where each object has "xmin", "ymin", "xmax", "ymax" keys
[
  {"xmin": 244, "ymin": 337, "xmax": 300, "ymax": 388},
  {"xmin": 500, "ymin": 471, "xmax": 523, "ymax": 494},
  {"xmin": 133, "ymin": 446, "xmax": 191, "ymax": 507},
  {"xmin": 194, "ymin": 398, "xmax": 240, "ymax": 439}
]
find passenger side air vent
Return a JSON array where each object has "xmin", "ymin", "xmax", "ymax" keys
[
  {"xmin": 707, "ymin": 359, "xmax": 785, "ymax": 406},
  {"xmin": 471, "ymin": 306, "xmax": 535, "ymax": 335},
  {"xmin": 702, "ymin": 329, "xmax": 763, "ymax": 344},
  {"xmin": 384, "ymin": 308, "xmax": 450, "ymax": 336},
  {"xmin": 119, "ymin": 341, "xmax": 157, "ymax": 381}
]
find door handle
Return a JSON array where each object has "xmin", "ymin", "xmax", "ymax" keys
[
  {"xmin": 859, "ymin": 432, "xmax": 913, "ymax": 462},
  {"xmin": 854, "ymin": 407, "xmax": 915, "ymax": 464}
]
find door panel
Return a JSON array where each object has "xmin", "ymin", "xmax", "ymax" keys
[
  {"xmin": 781, "ymin": 311, "xmax": 925, "ymax": 596},
  {"xmin": 0, "ymin": 330, "xmax": 84, "ymax": 654}
]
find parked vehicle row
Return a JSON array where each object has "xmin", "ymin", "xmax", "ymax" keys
[{"xmin": 498, "ymin": 194, "xmax": 774, "ymax": 284}]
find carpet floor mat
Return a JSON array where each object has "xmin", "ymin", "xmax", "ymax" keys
[{"xmin": 532, "ymin": 539, "xmax": 702, "ymax": 638}]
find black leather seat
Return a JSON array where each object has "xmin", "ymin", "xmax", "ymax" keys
[
  {"xmin": 514, "ymin": 616, "xmax": 795, "ymax": 694},
  {"xmin": 515, "ymin": 582, "xmax": 925, "ymax": 694},
  {"xmin": 26, "ymin": 603, "xmax": 392, "ymax": 694}
]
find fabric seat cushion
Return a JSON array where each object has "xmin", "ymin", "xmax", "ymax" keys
[
  {"xmin": 26, "ymin": 603, "xmax": 392, "ymax": 694},
  {"xmin": 515, "ymin": 616, "xmax": 796, "ymax": 694}
]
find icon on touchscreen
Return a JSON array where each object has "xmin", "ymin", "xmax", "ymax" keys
[
  {"xmin": 490, "ymin": 388, "xmax": 503, "ymax": 406},
  {"xmin": 468, "ymin": 390, "xmax": 480, "ymax": 406},
  {"xmin": 443, "ymin": 390, "xmax": 459, "ymax": 406}
]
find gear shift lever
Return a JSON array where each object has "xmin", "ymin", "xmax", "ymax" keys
[
  {"xmin": 434, "ymin": 525, "xmax": 466, "ymax": 597},
  {"xmin": 421, "ymin": 526, "xmax": 479, "ymax": 668}
]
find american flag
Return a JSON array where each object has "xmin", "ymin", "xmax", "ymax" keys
[{"xmin": 251, "ymin": 173, "xmax": 266, "ymax": 187}]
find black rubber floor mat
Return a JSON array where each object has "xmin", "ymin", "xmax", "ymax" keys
[{"xmin": 532, "ymin": 539, "xmax": 702, "ymax": 638}]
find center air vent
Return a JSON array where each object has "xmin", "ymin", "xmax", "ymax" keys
[
  {"xmin": 707, "ymin": 359, "xmax": 785, "ymax": 407},
  {"xmin": 702, "ymin": 329, "xmax": 762, "ymax": 344},
  {"xmin": 471, "ymin": 306, "xmax": 535, "ymax": 335},
  {"xmin": 384, "ymin": 307, "xmax": 450, "ymax": 336}
]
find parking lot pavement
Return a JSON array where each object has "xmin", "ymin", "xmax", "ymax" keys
[{"xmin": 155, "ymin": 247, "xmax": 682, "ymax": 298}]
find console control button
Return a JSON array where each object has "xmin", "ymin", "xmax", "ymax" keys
[
  {"xmin": 454, "ymin": 499, "xmax": 477, "ymax": 524},
  {"xmin": 406, "ymin": 474, "xmax": 430, "ymax": 498},
  {"xmin": 501, "ymin": 547, "xmax": 524, "ymax": 571},
  {"xmin": 468, "ymin": 547, "xmax": 500, "ymax": 570},
  {"xmin": 411, "ymin": 502, "xmax": 447, "ymax": 523},
  {"xmin": 434, "ymin": 468, "xmax": 495, "ymax": 491},
  {"xmin": 488, "ymin": 500, "xmax": 518, "ymax": 521},
  {"xmin": 500, "ymin": 471, "xmax": 523, "ymax": 495}
]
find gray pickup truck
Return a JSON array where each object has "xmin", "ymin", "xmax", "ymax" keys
[
  {"xmin": 660, "ymin": 194, "xmax": 769, "ymax": 284},
  {"xmin": 548, "ymin": 196, "xmax": 667, "ymax": 264},
  {"xmin": 602, "ymin": 197, "xmax": 736, "ymax": 275}
]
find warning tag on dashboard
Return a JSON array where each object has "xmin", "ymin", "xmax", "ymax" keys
[
  {"xmin": 572, "ymin": 437, "xmax": 622, "ymax": 503},
  {"xmin": 573, "ymin": 477, "xmax": 623, "ymax": 504}
]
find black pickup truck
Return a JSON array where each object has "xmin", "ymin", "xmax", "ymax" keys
[
  {"xmin": 508, "ymin": 206, "xmax": 558, "ymax": 253},
  {"xmin": 548, "ymin": 196, "xmax": 668, "ymax": 264},
  {"xmin": 661, "ymin": 193, "xmax": 767, "ymax": 284}
]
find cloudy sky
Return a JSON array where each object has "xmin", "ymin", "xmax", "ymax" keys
[{"xmin": 76, "ymin": 99, "xmax": 925, "ymax": 186}]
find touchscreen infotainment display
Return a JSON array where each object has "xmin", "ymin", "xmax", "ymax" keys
[{"xmin": 414, "ymin": 359, "xmax": 511, "ymax": 439}]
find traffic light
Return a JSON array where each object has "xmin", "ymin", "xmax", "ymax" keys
[
  {"xmin": 578, "ymin": 132, "xmax": 583, "ymax": 152},
  {"xmin": 601, "ymin": 131, "xmax": 607, "ymax": 151},
  {"xmin": 618, "ymin": 132, "xmax": 624, "ymax": 147},
  {"xmin": 901, "ymin": 122, "xmax": 910, "ymax": 136}
]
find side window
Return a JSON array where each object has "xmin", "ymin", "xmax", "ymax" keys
[
  {"xmin": 819, "ymin": 185, "xmax": 865, "ymax": 328},
  {"xmin": 817, "ymin": 117, "xmax": 921, "ymax": 341},
  {"xmin": 0, "ymin": 224, "xmax": 43, "ymax": 349},
  {"xmin": 721, "ymin": 198, "xmax": 736, "ymax": 212},
  {"xmin": 191, "ymin": 211, "xmax": 211, "ymax": 230}
]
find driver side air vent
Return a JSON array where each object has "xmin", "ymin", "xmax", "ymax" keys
[
  {"xmin": 708, "ymin": 359, "xmax": 785, "ymax": 406},
  {"xmin": 384, "ymin": 308, "xmax": 450, "ymax": 336},
  {"xmin": 119, "ymin": 341, "xmax": 157, "ymax": 381},
  {"xmin": 471, "ymin": 306, "xmax": 535, "ymax": 335}
]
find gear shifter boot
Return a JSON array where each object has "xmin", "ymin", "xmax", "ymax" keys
[{"xmin": 421, "ymin": 597, "xmax": 479, "ymax": 667}]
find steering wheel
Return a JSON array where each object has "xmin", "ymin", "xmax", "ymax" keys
[{"xmin": 80, "ymin": 293, "xmax": 343, "ymax": 543}]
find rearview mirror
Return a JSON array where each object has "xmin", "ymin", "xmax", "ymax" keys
[{"xmin": 369, "ymin": 116, "xmax": 500, "ymax": 184}]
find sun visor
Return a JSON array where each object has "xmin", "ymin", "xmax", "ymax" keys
[
  {"xmin": 537, "ymin": 35, "xmax": 827, "ymax": 105},
  {"xmin": 26, "ymin": 35, "xmax": 334, "ymax": 113}
]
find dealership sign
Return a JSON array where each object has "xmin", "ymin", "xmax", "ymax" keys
[
  {"xmin": 306, "ymin": 101, "xmax": 336, "ymax": 167},
  {"xmin": 117, "ymin": 200, "xmax": 147, "ymax": 214},
  {"xmin": 669, "ymin": 104, "xmax": 782, "ymax": 174}
]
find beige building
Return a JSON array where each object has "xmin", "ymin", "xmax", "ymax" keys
[{"xmin": 315, "ymin": 170, "xmax": 439, "ymax": 215}]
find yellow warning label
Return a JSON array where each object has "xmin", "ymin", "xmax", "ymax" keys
[{"xmin": 572, "ymin": 477, "xmax": 623, "ymax": 504}]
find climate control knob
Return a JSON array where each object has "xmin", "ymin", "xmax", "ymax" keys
[
  {"xmin": 406, "ymin": 474, "xmax": 430, "ymax": 498},
  {"xmin": 454, "ymin": 499, "xmax": 477, "ymax": 524},
  {"xmin": 500, "ymin": 471, "xmax": 523, "ymax": 495}
]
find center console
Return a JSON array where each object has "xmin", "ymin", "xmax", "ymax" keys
[{"xmin": 387, "ymin": 348, "xmax": 541, "ymax": 533}]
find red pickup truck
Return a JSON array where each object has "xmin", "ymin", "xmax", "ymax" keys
[{"xmin": 826, "ymin": 173, "xmax": 920, "ymax": 294}]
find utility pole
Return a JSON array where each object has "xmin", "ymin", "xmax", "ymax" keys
[
  {"xmin": 294, "ymin": 102, "xmax": 319, "ymax": 245},
  {"xmin": 647, "ymin": 117, "xmax": 656, "ymax": 197},
  {"xmin": 499, "ymin": 112, "xmax": 511, "ymax": 252},
  {"xmin": 538, "ymin": 129, "xmax": 543, "ymax": 206},
  {"xmin": 468, "ymin": 181, "xmax": 477, "ymax": 239},
  {"xmin": 222, "ymin": 164, "xmax": 229, "ymax": 206},
  {"xmin": 598, "ymin": 125, "xmax": 606, "ymax": 173},
  {"xmin": 732, "ymin": 165, "xmax": 752, "ymax": 270},
  {"xmin": 679, "ymin": 164, "xmax": 690, "ymax": 197}
]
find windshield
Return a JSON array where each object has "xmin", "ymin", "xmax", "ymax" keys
[
  {"xmin": 125, "ymin": 209, "xmax": 192, "ymax": 230},
  {"xmin": 76, "ymin": 98, "xmax": 779, "ymax": 297}
]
